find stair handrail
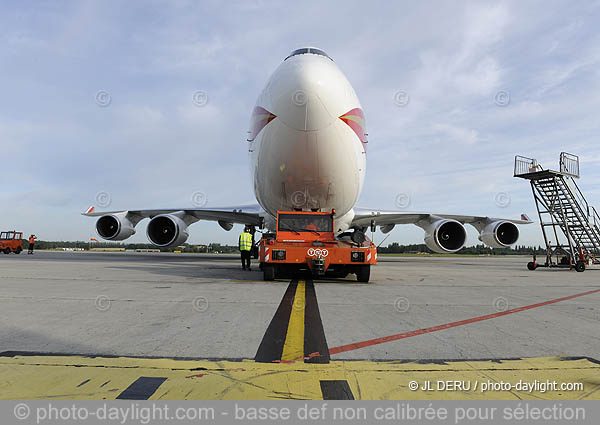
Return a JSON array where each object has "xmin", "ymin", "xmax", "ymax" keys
[
  {"xmin": 591, "ymin": 206, "xmax": 600, "ymax": 230},
  {"xmin": 514, "ymin": 155, "xmax": 538, "ymax": 176},
  {"xmin": 561, "ymin": 176, "xmax": 600, "ymax": 247},
  {"xmin": 568, "ymin": 178, "xmax": 593, "ymax": 217},
  {"xmin": 560, "ymin": 152, "xmax": 580, "ymax": 178}
]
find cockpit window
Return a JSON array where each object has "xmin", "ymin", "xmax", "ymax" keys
[{"xmin": 284, "ymin": 48, "xmax": 332, "ymax": 61}]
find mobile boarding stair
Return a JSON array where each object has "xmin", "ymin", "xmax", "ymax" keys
[{"xmin": 514, "ymin": 152, "xmax": 600, "ymax": 272}]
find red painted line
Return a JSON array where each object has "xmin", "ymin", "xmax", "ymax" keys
[
  {"xmin": 185, "ymin": 373, "xmax": 206, "ymax": 379},
  {"xmin": 328, "ymin": 288, "xmax": 600, "ymax": 356}
]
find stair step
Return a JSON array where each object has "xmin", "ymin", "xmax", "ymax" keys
[{"xmin": 531, "ymin": 174, "xmax": 600, "ymax": 252}]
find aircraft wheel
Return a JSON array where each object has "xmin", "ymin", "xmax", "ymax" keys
[
  {"xmin": 356, "ymin": 265, "xmax": 370, "ymax": 282},
  {"xmin": 263, "ymin": 265, "xmax": 275, "ymax": 281},
  {"xmin": 575, "ymin": 261, "xmax": 586, "ymax": 273},
  {"xmin": 527, "ymin": 262, "xmax": 537, "ymax": 271}
]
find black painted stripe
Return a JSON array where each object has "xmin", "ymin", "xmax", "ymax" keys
[
  {"xmin": 116, "ymin": 377, "xmax": 167, "ymax": 400},
  {"xmin": 320, "ymin": 380, "xmax": 355, "ymax": 400},
  {"xmin": 304, "ymin": 280, "xmax": 330, "ymax": 364},
  {"xmin": 76, "ymin": 379, "xmax": 90, "ymax": 388},
  {"xmin": 254, "ymin": 281, "xmax": 298, "ymax": 363}
]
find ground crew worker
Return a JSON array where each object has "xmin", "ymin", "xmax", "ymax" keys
[
  {"xmin": 248, "ymin": 226, "xmax": 257, "ymax": 258},
  {"xmin": 239, "ymin": 226, "xmax": 253, "ymax": 270},
  {"xmin": 306, "ymin": 220, "xmax": 318, "ymax": 231},
  {"xmin": 28, "ymin": 235, "xmax": 37, "ymax": 254}
]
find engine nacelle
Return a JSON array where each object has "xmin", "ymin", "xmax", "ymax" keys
[
  {"xmin": 146, "ymin": 214, "xmax": 189, "ymax": 247},
  {"xmin": 422, "ymin": 219, "xmax": 467, "ymax": 253},
  {"xmin": 478, "ymin": 221, "xmax": 519, "ymax": 248},
  {"xmin": 380, "ymin": 224, "xmax": 395, "ymax": 234},
  {"xmin": 95, "ymin": 214, "xmax": 136, "ymax": 241},
  {"xmin": 218, "ymin": 220, "xmax": 234, "ymax": 231}
]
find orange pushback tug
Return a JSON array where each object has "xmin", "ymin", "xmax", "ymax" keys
[
  {"xmin": 0, "ymin": 231, "xmax": 24, "ymax": 254},
  {"xmin": 258, "ymin": 210, "xmax": 377, "ymax": 282}
]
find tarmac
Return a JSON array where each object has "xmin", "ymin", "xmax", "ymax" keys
[{"xmin": 1, "ymin": 251, "xmax": 599, "ymax": 400}]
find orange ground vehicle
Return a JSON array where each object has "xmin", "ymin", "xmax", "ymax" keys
[
  {"xmin": 258, "ymin": 211, "xmax": 377, "ymax": 281},
  {"xmin": 0, "ymin": 231, "xmax": 24, "ymax": 254}
]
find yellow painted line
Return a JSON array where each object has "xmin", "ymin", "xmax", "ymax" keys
[
  {"xmin": 281, "ymin": 280, "xmax": 305, "ymax": 362},
  {"xmin": 0, "ymin": 355, "xmax": 599, "ymax": 400}
]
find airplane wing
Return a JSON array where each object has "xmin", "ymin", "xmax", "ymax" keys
[
  {"xmin": 351, "ymin": 207, "xmax": 532, "ymax": 252},
  {"xmin": 82, "ymin": 204, "xmax": 265, "ymax": 245},
  {"xmin": 351, "ymin": 208, "xmax": 532, "ymax": 227},
  {"xmin": 82, "ymin": 204, "xmax": 264, "ymax": 226}
]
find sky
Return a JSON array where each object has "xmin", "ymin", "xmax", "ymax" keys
[{"xmin": 1, "ymin": 0, "xmax": 600, "ymax": 246}]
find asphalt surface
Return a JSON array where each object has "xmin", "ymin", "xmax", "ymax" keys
[{"xmin": 1, "ymin": 251, "xmax": 599, "ymax": 361}]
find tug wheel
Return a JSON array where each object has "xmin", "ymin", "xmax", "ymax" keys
[
  {"xmin": 356, "ymin": 265, "xmax": 370, "ymax": 282},
  {"xmin": 263, "ymin": 265, "xmax": 275, "ymax": 281}
]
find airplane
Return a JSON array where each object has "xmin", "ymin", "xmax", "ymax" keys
[{"xmin": 84, "ymin": 47, "xmax": 530, "ymax": 259}]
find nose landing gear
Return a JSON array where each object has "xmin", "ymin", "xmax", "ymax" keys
[{"xmin": 351, "ymin": 229, "xmax": 366, "ymax": 245}]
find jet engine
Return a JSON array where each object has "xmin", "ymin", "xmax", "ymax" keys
[
  {"xmin": 380, "ymin": 224, "xmax": 395, "ymax": 234},
  {"xmin": 146, "ymin": 214, "xmax": 189, "ymax": 247},
  {"xmin": 422, "ymin": 219, "xmax": 467, "ymax": 253},
  {"xmin": 95, "ymin": 214, "xmax": 136, "ymax": 241},
  {"xmin": 218, "ymin": 220, "xmax": 234, "ymax": 231},
  {"xmin": 478, "ymin": 221, "xmax": 519, "ymax": 248}
]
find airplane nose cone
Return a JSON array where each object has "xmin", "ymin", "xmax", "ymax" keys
[{"xmin": 269, "ymin": 57, "xmax": 351, "ymax": 131}]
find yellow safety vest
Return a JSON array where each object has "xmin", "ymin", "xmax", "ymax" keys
[{"xmin": 239, "ymin": 232, "xmax": 252, "ymax": 251}]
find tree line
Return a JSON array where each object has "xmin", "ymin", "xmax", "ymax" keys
[
  {"xmin": 378, "ymin": 242, "xmax": 546, "ymax": 255},
  {"xmin": 31, "ymin": 240, "xmax": 545, "ymax": 255},
  {"xmin": 31, "ymin": 240, "xmax": 239, "ymax": 253}
]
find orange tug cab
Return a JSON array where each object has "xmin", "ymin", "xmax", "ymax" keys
[
  {"xmin": 0, "ymin": 231, "xmax": 24, "ymax": 254},
  {"xmin": 258, "ymin": 210, "xmax": 377, "ymax": 282}
]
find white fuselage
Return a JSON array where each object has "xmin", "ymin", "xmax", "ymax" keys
[{"xmin": 248, "ymin": 50, "xmax": 366, "ymax": 232}]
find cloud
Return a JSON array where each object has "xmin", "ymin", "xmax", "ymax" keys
[{"xmin": 432, "ymin": 123, "xmax": 480, "ymax": 145}]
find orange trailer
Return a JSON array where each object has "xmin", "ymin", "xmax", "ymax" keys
[
  {"xmin": 0, "ymin": 231, "xmax": 24, "ymax": 254},
  {"xmin": 258, "ymin": 211, "xmax": 377, "ymax": 281}
]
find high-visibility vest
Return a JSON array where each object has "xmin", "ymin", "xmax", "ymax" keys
[
  {"xmin": 29, "ymin": 237, "xmax": 35, "ymax": 244},
  {"xmin": 239, "ymin": 232, "xmax": 252, "ymax": 251}
]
